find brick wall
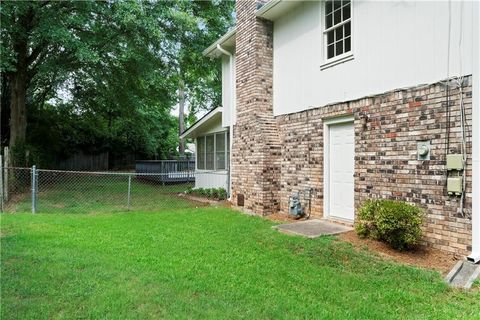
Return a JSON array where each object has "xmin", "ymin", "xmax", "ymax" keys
[
  {"xmin": 232, "ymin": 1, "xmax": 472, "ymax": 255},
  {"xmin": 231, "ymin": 0, "xmax": 281, "ymax": 215},
  {"xmin": 276, "ymin": 78, "xmax": 473, "ymax": 255}
]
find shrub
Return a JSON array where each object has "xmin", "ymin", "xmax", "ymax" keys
[
  {"xmin": 355, "ymin": 199, "xmax": 423, "ymax": 251},
  {"xmin": 206, "ymin": 189, "xmax": 214, "ymax": 198},
  {"xmin": 189, "ymin": 187, "xmax": 228, "ymax": 200},
  {"xmin": 217, "ymin": 188, "xmax": 228, "ymax": 200},
  {"xmin": 210, "ymin": 188, "xmax": 219, "ymax": 199}
]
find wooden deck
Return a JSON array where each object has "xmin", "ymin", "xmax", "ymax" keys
[{"xmin": 135, "ymin": 160, "xmax": 195, "ymax": 183}]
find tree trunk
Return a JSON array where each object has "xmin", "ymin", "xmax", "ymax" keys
[
  {"xmin": 9, "ymin": 39, "xmax": 28, "ymax": 152},
  {"xmin": 178, "ymin": 79, "xmax": 186, "ymax": 157},
  {"xmin": 1, "ymin": 73, "xmax": 11, "ymax": 147}
]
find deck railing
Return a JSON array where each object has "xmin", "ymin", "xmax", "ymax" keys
[{"xmin": 135, "ymin": 160, "xmax": 195, "ymax": 183}]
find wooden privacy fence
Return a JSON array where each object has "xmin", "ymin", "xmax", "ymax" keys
[
  {"xmin": 55, "ymin": 152, "xmax": 109, "ymax": 171},
  {"xmin": 135, "ymin": 160, "xmax": 195, "ymax": 183}
]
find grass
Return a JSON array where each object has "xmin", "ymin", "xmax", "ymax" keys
[
  {"xmin": 1, "ymin": 207, "xmax": 479, "ymax": 319},
  {"xmin": 6, "ymin": 176, "xmax": 198, "ymax": 214}
]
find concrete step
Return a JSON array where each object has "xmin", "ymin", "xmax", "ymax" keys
[
  {"xmin": 445, "ymin": 260, "xmax": 480, "ymax": 289},
  {"xmin": 273, "ymin": 219, "xmax": 353, "ymax": 238}
]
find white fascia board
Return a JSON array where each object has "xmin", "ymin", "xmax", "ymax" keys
[
  {"xmin": 256, "ymin": 0, "xmax": 303, "ymax": 21},
  {"xmin": 180, "ymin": 107, "xmax": 223, "ymax": 140},
  {"xmin": 203, "ymin": 28, "xmax": 236, "ymax": 58}
]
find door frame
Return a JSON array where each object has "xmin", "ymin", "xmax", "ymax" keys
[{"xmin": 323, "ymin": 115, "xmax": 355, "ymax": 220}]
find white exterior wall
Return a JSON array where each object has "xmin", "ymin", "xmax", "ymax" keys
[
  {"xmin": 273, "ymin": 0, "xmax": 475, "ymax": 115},
  {"xmin": 194, "ymin": 120, "xmax": 224, "ymax": 137},
  {"xmin": 194, "ymin": 126, "xmax": 230, "ymax": 191},
  {"xmin": 195, "ymin": 171, "xmax": 229, "ymax": 190},
  {"xmin": 221, "ymin": 55, "xmax": 236, "ymax": 126}
]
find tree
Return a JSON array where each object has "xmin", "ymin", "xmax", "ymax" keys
[
  {"xmin": 161, "ymin": 0, "xmax": 235, "ymax": 157},
  {"xmin": 1, "ymin": 0, "xmax": 234, "ymax": 165}
]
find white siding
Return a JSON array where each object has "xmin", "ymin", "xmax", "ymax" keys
[
  {"xmin": 196, "ymin": 119, "xmax": 224, "ymax": 136},
  {"xmin": 195, "ymin": 172, "xmax": 229, "ymax": 190},
  {"xmin": 221, "ymin": 55, "xmax": 236, "ymax": 126},
  {"xmin": 273, "ymin": 0, "xmax": 475, "ymax": 115}
]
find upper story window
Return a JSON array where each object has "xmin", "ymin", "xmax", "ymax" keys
[{"xmin": 324, "ymin": 0, "xmax": 351, "ymax": 60}]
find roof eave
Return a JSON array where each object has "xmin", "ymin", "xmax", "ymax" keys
[
  {"xmin": 180, "ymin": 107, "xmax": 224, "ymax": 139},
  {"xmin": 256, "ymin": 0, "xmax": 304, "ymax": 21},
  {"xmin": 203, "ymin": 28, "xmax": 236, "ymax": 58}
]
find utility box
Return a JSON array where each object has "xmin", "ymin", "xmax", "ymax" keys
[
  {"xmin": 417, "ymin": 141, "xmax": 431, "ymax": 160},
  {"xmin": 447, "ymin": 177, "xmax": 463, "ymax": 196},
  {"xmin": 446, "ymin": 154, "xmax": 464, "ymax": 170}
]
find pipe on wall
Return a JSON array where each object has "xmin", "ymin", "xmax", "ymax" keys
[
  {"xmin": 216, "ymin": 44, "xmax": 235, "ymax": 198},
  {"xmin": 467, "ymin": 0, "xmax": 479, "ymax": 264}
]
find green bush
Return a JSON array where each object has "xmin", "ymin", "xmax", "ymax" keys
[
  {"xmin": 189, "ymin": 187, "xmax": 227, "ymax": 201},
  {"xmin": 217, "ymin": 188, "xmax": 227, "ymax": 200},
  {"xmin": 210, "ymin": 188, "xmax": 219, "ymax": 199},
  {"xmin": 355, "ymin": 199, "xmax": 423, "ymax": 251}
]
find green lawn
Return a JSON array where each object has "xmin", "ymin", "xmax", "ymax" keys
[{"xmin": 1, "ymin": 207, "xmax": 479, "ymax": 319}]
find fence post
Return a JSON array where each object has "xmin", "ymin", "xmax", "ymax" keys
[
  {"xmin": 0, "ymin": 155, "xmax": 3, "ymax": 212},
  {"xmin": 31, "ymin": 165, "xmax": 37, "ymax": 214},
  {"xmin": 127, "ymin": 175, "xmax": 132, "ymax": 210},
  {"xmin": 3, "ymin": 147, "xmax": 9, "ymax": 202}
]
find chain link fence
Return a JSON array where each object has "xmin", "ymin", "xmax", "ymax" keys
[{"xmin": 1, "ymin": 166, "xmax": 229, "ymax": 214}]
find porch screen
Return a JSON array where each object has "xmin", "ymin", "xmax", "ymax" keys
[
  {"xmin": 216, "ymin": 132, "xmax": 226, "ymax": 170},
  {"xmin": 205, "ymin": 135, "xmax": 215, "ymax": 170},
  {"xmin": 197, "ymin": 137, "xmax": 205, "ymax": 170}
]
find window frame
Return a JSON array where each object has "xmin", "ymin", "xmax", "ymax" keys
[
  {"xmin": 196, "ymin": 130, "xmax": 229, "ymax": 172},
  {"xmin": 321, "ymin": 0, "xmax": 354, "ymax": 70}
]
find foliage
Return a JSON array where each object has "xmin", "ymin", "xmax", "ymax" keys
[
  {"xmin": 2, "ymin": 209, "xmax": 479, "ymax": 319},
  {"xmin": 356, "ymin": 199, "xmax": 424, "ymax": 250},
  {"xmin": 0, "ymin": 0, "xmax": 234, "ymax": 165},
  {"xmin": 186, "ymin": 187, "xmax": 227, "ymax": 200}
]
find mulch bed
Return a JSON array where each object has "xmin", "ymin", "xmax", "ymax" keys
[
  {"xmin": 178, "ymin": 193, "xmax": 230, "ymax": 207},
  {"xmin": 265, "ymin": 213, "xmax": 308, "ymax": 222},
  {"xmin": 338, "ymin": 230, "xmax": 459, "ymax": 275},
  {"xmin": 236, "ymin": 209, "xmax": 459, "ymax": 274}
]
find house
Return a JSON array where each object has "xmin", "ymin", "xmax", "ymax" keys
[
  {"xmin": 181, "ymin": 0, "xmax": 479, "ymax": 260},
  {"xmin": 180, "ymin": 29, "xmax": 235, "ymax": 191}
]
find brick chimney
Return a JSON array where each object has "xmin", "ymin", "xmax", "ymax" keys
[{"xmin": 231, "ymin": 0, "xmax": 281, "ymax": 215}]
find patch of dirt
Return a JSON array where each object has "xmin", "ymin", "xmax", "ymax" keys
[
  {"xmin": 265, "ymin": 213, "xmax": 307, "ymax": 223},
  {"xmin": 338, "ymin": 230, "xmax": 459, "ymax": 275},
  {"xmin": 263, "ymin": 213, "xmax": 298, "ymax": 222},
  {"xmin": 177, "ymin": 194, "xmax": 229, "ymax": 207}
]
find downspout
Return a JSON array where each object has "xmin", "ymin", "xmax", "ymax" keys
[
  {"xmin": 467, "ymin": 0, "xmax": 480, "ymax": 263},
  {"xmin": 216, "ymin": 44, "xmax": 234, "ymax": 199}
]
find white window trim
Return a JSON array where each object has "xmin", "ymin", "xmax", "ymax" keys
[
  {"xmin": 195, "ymin": 130, "xmax": 229, "ymax": 172},
  {"xmin": 320, "ymin": 0, "xmax": 354, "ymax": 70},
  {"xmin": 323, "ymin": 115, "xmax": 355, "ymax": 220}
]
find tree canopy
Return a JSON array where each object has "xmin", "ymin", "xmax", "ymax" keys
[{"xmin": 0, "ymin": 0, "xmax": 234, "ymax": 167}]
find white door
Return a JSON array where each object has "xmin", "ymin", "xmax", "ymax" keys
[{"xmin": 328, "ymin": 122, "xmax": 354, "ymax": 221}]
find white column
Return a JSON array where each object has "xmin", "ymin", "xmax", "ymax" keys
[{"xmin": 468, "ymin": 0, "xmax": 480, "ymax": 263}]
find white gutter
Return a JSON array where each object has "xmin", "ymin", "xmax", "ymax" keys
[
  {"xmin": 256, "ymin": 0, "xmax": 282, "ymax": 18},
  {"xmin": 216, "ymin": 44, "xmax": 235, "ymax": 199},
  {"xmin": 203, "ymin": 28, "xmax": 236, "ymax": 57},
  {"xmin": 468, "ymin": 0, "xmax": 480, "ymax": 263}
]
